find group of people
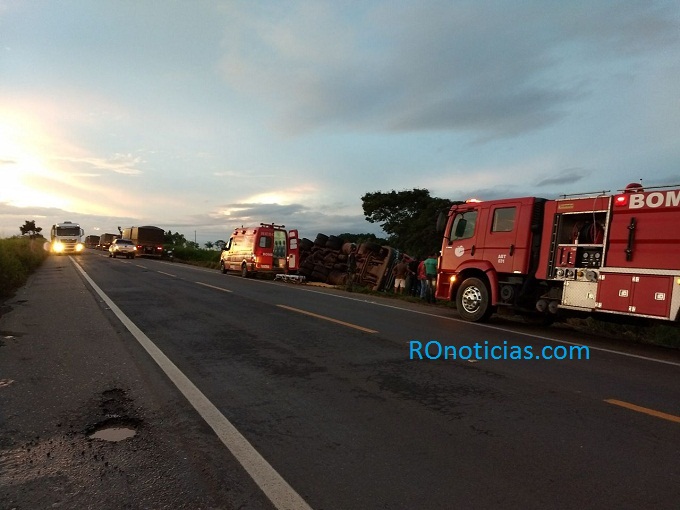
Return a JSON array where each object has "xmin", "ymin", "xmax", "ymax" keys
[
  {"xmin": 391, "ymin": 252, "xmax": 438, "ymax": 303},
  {"xmin": 344, "ymin": 245, "xmax": 439, "ymax": 303}
]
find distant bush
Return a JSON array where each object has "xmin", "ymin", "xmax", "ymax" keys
[
  {"xmin": 170, "ymin": 245, "xmax": 220, "ymax": 269},
  {"xmin": 0, "ymin": 237, "xmax": 49, "ymax": 299}
]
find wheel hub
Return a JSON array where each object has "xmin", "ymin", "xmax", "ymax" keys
[{"xmin": 461, "ymin": 286, "xmax": 482, "ymax": 313}]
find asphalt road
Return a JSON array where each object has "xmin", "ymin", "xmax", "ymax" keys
[{"xmin": 1, "ymin": 250, "xmax": 679, "ymax": 509}]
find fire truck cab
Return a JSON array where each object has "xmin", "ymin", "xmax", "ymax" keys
[
  {"xmin": 220, "ymin": 223, "xmax": 300, "ymax": 277},
  {"xmin": 437, "ymin": 184, "xmax": 680, "ymax": 323}
]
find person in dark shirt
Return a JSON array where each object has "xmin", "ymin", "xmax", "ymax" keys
[
  {"xmin": 392, "ymin": 256, "xmax": 410, "ymax": 294},
  {"xmin": 423, "ymin": 252, "xmax": 438, "ymax": 303}
]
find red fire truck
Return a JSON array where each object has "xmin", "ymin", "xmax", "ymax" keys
[
  {"xmin": 436, "ymin": 183, "xmax": 680, "ymax": 323},
  {"xmin": 220, "ymin": 223, "xmax": 300, "ymax": 277}
]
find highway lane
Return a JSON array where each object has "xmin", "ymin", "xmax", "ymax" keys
[{"xmin": 77, "ymin": 250, "xmax": 680, "ymax": 509}]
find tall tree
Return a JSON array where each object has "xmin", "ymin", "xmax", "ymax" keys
[
  {"xmin": 19, "ymin": 220, "xmax": 43, "ymax": 238},
  {"xmin": 361, "ymin": 189, "xmax": 458, "ymax": 256},
  {"xmin": 164, "ymin": 230, "xmax": 188, "ymax": 246}
]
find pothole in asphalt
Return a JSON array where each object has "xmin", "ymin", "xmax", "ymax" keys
[
  {"xmin": 85, "ymin": 388, "xmax": 142, "ymax": 442},
  {"xmin": 89, "ymin": 426, "xmax": 137, "ymax": 442},
  {"xmin": 87, "ymin": 417, "xmax": 140, "ymax": 442}
]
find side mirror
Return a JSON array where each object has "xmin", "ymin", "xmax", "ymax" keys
[
  {"xmin": 435, "ymin": 211, "xmax": 447, "ymax": 233},
  {"xmin": 454, "ymin": 218, "xmax": 467, "ymax": 239}
]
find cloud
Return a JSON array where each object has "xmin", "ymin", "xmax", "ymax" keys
[
  {"xmin": 54, "ymin": 153, "xmax": 142, "ymax": 175},
  {"xmin": 218, "ymin": 1, "xmax": 678, "ymax": 140},
  {"xmin": 536, "ymin": 170, "xmax": 586, "ymax": 187}
]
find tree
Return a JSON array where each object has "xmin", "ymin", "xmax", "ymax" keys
[
  {"xmin": 335, "ymin": 232, "xmax": 389, "ymax": 246},
  {"xmin": 204, "ymin": 241, "xmax": 214, "ymax": 250},
  {"xmin": 164, "ymin": 230, "xmax": 188, "ymax": 246},
  {"xmin": 361, "ymin": 189, "xmax": 458, "ymax": 256},
  {"xmin": 19, "ymin": 220, "xmax": 43, "ymax": 239}
]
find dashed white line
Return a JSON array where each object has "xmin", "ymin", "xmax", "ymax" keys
[{"xmin": 195, "ymin": 282, "xmax": 233, "ymax": 293}]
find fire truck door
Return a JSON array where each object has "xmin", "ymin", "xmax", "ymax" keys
[
  {"xmin": 442, "ymin": 208, "xmax": 480, "ymax": 269},
  {"xmin": 481, "ymin": 204, "xmax": 521, "ymax": 273}
]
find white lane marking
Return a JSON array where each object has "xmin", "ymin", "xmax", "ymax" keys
[
  {"xmin": 135, "ymin": 264, "xmax": 147, "ymax": 269},
  {"xmin": 255, "ymin": 282, "xmax": 680, "ymax": 368},
  {"xmin": 157, "ymin": 271, "xmax": 177, "ymax": 277},
  {"xmin": 72, "ymin": 259, "xmax": 312, "ymax": 510},
  {"xmin": 90, "ymin": 252, "xmax": 680, "ymax": 367},
  {"xmin": 196, "ymin": 282, "xmax": 233, "ymax": 293}
]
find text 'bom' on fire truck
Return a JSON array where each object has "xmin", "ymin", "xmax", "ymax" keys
[{"xmin": 436, "ymin": 183, "xmax": 680, "ymax": 323}]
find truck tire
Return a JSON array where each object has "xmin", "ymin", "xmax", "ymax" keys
[
  {"xmin": 456, "ymin": 277, "xmax": 493, "ymax": 322},
  {"xmin": 325, "ymin": 235, "xmax": 343, "ymax": 250},
  {"xmin": 220, "ymin": 261, "xmax": 227, "ymax": 274},
  {"xmin": 241, "ymin": 264, "xmax": 248, "ymax": 278}
]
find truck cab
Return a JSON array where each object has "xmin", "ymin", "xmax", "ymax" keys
[
  {"xmin": 50, "ymin": 221, "xmax": 85, "ymax": 254},
  {"xmin": 437, "ymin": 198, "xmax": 545, "ymax": 320}
]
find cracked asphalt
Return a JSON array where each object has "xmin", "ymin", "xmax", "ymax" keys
[{"xmin": 0, "ymin": 256, "xmax": 274, "ymax": 510}]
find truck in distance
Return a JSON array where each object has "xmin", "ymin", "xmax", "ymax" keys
[
  {"xmin": 50, "ymin": 221, "xmax": 84, "ymax": 254},
  {"xmin": 121, "ymin": 226, "xmax": 165, "ymax": 257},
  {"xmin": 98, "ymin": 233, "xmax": 120, "ymax": 251},
  {"xmin": 84, "ymin": 235, "xmax": 100, "ymax": 249}
]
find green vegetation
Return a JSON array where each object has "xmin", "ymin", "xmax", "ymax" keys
[
  {"xmin": 566, "ymin": 317, "xmax": 680, "ymax": 349},
  {"xmin": 0, "ymin": 236, "xmax": 49, "ymax": 299},
  {"xmin": 361, "ymin": 188, "xmax": 460, "ymax": 256},
  {"xmin": 169, "ymin": 245, "xmax": 220, "ymax": 269}
]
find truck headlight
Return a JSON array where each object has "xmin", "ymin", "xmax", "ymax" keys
[
  {"xmin": 53, "ymin": 242, "xmax": 64, "ymax": 253},
  {"xmin": 75, "ymin": 243, "xmax": 84, "ymax": 252}
]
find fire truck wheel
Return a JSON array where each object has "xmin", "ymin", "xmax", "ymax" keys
[
  {"xmin": 220, "ymin": 261, "xmax": 227, "ymax": 274},
  {"xmin": 241, "ymin": 264, "xmax": 248, "ymax": 278},
  {"xmin": 456, "ymin": 277, "xmax": 492, "ymax": 322}
]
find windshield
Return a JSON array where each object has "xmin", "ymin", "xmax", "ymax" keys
[{"xmin": 55, "ymin": 227, "xmax": 81, "ymax": 236}]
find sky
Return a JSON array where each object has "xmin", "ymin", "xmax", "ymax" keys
[{"xmin": 1, "ymin": 1, "xmax": 679, "ymax": 246}]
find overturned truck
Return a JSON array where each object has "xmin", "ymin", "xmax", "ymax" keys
[{"xmin": 296, "ymin": 233, "xmax": 396, "ymax": 291}]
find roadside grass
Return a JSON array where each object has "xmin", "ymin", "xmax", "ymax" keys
[
  {"xmin": 0, "ymin": 237, "xmax": 49, "ymax": 299},
  {"xmin": 169, "ymin": 246, "xmax": 220, "ymax": 269},
  {"xmin": 565, "ymin": 317, "xmax": 680, "ymax": 349}
]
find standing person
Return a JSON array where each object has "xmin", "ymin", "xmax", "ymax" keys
[
  {"xmin": 407, "ymin": 257, "xmax": 419, "ymax": 296},
  {"xmin": 423, "ymin": 252, "xmax": 438, "ymax": 303},
  {"xmin": 392, "ymin": 255, "xmax": 410, "ymax": 295},
  {"xmin": 346, "ymin": 244, "xmax": 357, "ymax": 292},
  {"xmin": 418, "ymin": 258, "xmax": 428, "ymax": 300}
]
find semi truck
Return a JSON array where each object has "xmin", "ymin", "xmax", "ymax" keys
[
  {"xmin": 50, "ymin": 221, "xmax": 84, "ymax": 254},
  {"xmin": 220, "ymin": 223, "xmax": 300, "ymax": 277},
  {"xmin": 84, "ymin": 235, "xmax": 100, "ymax": 249},
  {"xmin": 121, "ymin": 226, "xmax": 165, "ymax": 257},
  {"xmin": 435, "ymin": 183, "xmax": 680, "ymax": 324},
  {"xmin": 98, "ymin": 233, "xmax": 120, "ymax": 251}
]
